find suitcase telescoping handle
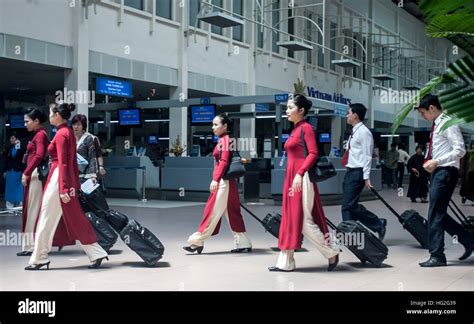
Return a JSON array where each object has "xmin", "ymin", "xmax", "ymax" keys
[
  {"xmin": 325, "ymin": 217, "xmax": 338, "ymax": 231},
  {"xmin": 239, "ymin": 203, "xmax": 265, "ymax": 226},
  {"xmin": 369, "ymin": 187, "xmax": 402, "ymax": 220},
  {"xmin": 448, "ymin": 199, "xmax": 471, "ymax": 226}
]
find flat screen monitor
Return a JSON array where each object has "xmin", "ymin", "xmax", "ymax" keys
[
  {"xmin": 96, "ymin": 77, "xmax": 133, "ymax": 98},
  {"xmin": 190, "ymin": 105, "xmax": 216, "ymax": 124},
  {"xmin": 117, "ymin": 108, "xmax": 142, "ymax": 126},
  {"xmin": 9, "ymin": 114, "xmax": 25, "ymax": 129},
  {"xmin": 319, "ymin": 133, "xmax": 331, "ymax": 143},
  {"xmin": 147, "ymin": 135, "xmax": 158, "ymax": 145}
]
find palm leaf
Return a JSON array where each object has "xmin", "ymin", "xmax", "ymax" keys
[
  {"xmin": 392, "ymin": 56, "xmax": 474, "ymax": 134},
  {"xmin": 419, "ymin": 0, "xmax": 474, "ymax": 22},
  {"xmin": 426, "ymin": 14, "xmax": 474, "ymax": 38}
]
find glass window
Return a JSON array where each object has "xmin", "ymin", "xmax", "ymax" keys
[
  {"xmin": 272, "ymin": 0, "xmax": 280, "ymax": 53},
  {"xmin": 330, "ymin": 23, "xmax": 336, "ymax": 71},
  {"xmin": 189, "ymin": 0, "xmax": 201, "ymax": 28},
  {"xmin": 257, "ymin": 8, "xmax": 264, "ymax": 48},
  {"xmin": 211, "ymin": 0, "xmax": 223, "ymax": 35},
  {"xmin": 156, "ymin": 0, "xmax": 172, "ymax": 20},
  {"xmin": 232, "ymin": 0, "xmax": 243, "ymax": 42},
  {"xmin": 124, "ymin": 0, "xmax": 143, "ymax": 10},
  {"xmin": 306, "ymin": 15, "xmax": 312, "ymax": 64},
  {"xmin": 287, "ymin": 9, "xmax": 294, "ymax": 59},
  {"xmin": 317, "ymin": 18, "xmax": 324, "ymax": 68}
]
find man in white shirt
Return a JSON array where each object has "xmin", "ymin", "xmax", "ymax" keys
[
  {"xmin": 417, "ymin": 94, "xmax": 469, "ymax": 267},
  {"xmin": 341, "ymin": 103, "xmax": 387, "ymax": 240},
  {"xmin": 397, "ymin": 144, "xmax": 410, "ymax": 188}
]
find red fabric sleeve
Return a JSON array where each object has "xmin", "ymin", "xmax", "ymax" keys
[
  {"xmin": 56, "ymin": 131, "xmax": 72, "ymax": 194},
  {"xmin": 23, "ymin": 130, "xmax": 48, "ymax": 176},
  {"xmin": 212, "ymin": 136, "xmax": 231, "ymax": 182},
  {"xmin": 297, "ymin": 124, "xmax": 319, "ymax": 176}
]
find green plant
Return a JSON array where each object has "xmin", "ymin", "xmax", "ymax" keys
[
  {"xmin": 392, "ymin": 0, "xmax": 474, "ymax": 133},
  {"xmin": 170, "ymin": 135, "xmax": 187, "ymax": 157}
]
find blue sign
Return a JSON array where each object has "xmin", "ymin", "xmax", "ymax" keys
[
  {"xmin": 147, "ymin": 135, "xmax": 158, "ymax": 145},
  {"xmin": 212, "ymin": 135, "xmax": 219, "ymax": 143},
  {"xmin": 118, "ymin": 109, "xmax": 141, "ymax": 126},
  {"xmin": 319, "ymin": 133, "xmax": 331, "ymax": 143},
  {"xmin": 200, "ymin": 97, "xmax": 211, "ymax": 105},
  {"xmin": 191, "ymin": 105, "xmax": 215, "ymax": 123},
  {"xmin": 274, "ymin": 93, "xmax": 289, "ymax": 103},
  {"xmin": 334, "ymin": 103, "xmax": 348, "ymax": 118},
  {"xmin": 9, "ymin": 114, "xmax": 25, "ymax": 129},
  {"xmin": 96, "ymin": 77, "xmax": 133, "ymax": 98},
  {"xmin": 256, "ymin": 103, "xmax": 269, "ymax": 112},
  {"xmin": 282, "ymin": 134, "xmax": 290, "ymax": 142}
]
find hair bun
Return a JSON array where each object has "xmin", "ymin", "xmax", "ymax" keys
[{"xmin": 67, "ymin": 103, "xmax": 76, "ymax": 112}]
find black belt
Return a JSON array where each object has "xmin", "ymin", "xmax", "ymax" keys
[
  {"xmin": 346, "ymin": 167, "xmax": 363, "ymax": 171},
  {"xmin": 437, "ymin": 166, "xmax": 458, "ymax": 171}
]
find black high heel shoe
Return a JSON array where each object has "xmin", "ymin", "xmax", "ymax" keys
[
  {"xmin": 183, "ymin": 246, "xmax": 204, "ymax": 254},
  {"xmin": 88, "ymin": 256, "xmax": 109, "ymax": 269},
  {"xmin": 230, "ymin": 247, "xmax": 252, "ymax": 253},
  {"xmin": 327, "ymin": 254, "xmax": 339, "ymax": 272},
  {"xmin": 17, "ymin": 251, "xmax": 33, "ymax": 257},
  {"xmin": 25, "ymin": 262, "xmax": 50, "ymax": 271}
]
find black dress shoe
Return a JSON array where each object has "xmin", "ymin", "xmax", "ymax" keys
[
  {"xmin": 88, "ymin": 256, "xmax": 109, "ymax": 269},
  {"xmin": 230, "ymin": 247, "xmax": 252, "ymax": 253},
  {"xmin": 459, "ymin": 247, "xmax": 473, "ymax": 261},
  {"xmin": 183, "ymin": 246, "xmax": 204, "ymax": 254},
  {"xmin": 419, "ymin": 257, "xmax": 447, "ymax": 267},
  {"xmin": 378, "ymin": 218, "xmax": 387, "ymax": 241},
  {"xmin": 268, "ymin": 266, "xmax": 294, "ymax": 272},
  {"xmin": 327, "ymin": 254, "xmax": 339, "ymax": 272},
  {"xmin": 25, "ymin": 261, "xmax": 50, "ymax": 271},
  {"xmin": 17, "ymin": 251, "xmax": 33, "ymax": 257}
]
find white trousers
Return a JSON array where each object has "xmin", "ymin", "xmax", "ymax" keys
[
  {"xmin": 29, "ymin": 168, "xmax": 107, "ymax": 266},
  {"xmin": 276, "ymin": 173, "xmax": 340, "ymax": 270},
  {"xmin": 21, "ymin": 169, "xmax": 42, "ymax": 252},
  {"xmin": 187, "ymin": 179, "xmax": 251, "ymax": 249}
]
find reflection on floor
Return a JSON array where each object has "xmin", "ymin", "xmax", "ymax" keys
[{"xmin": 0, "ymin": 189, "xmax": 472, "ymax": 291}]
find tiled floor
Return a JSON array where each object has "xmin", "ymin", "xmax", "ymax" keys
[{"xmin": 0, "ymin": 188, "xmax": 473, "ymax": 291}]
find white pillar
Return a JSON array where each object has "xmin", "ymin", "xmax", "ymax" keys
[
  {"xmin": 64, "ymin": 3, "xmax": 90, "ymax": 117},
  {"xmin": 169, "ymin": 0, "xmax": 189, "ymax": 156}
]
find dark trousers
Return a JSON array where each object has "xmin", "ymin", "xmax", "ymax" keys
[
  {"xmin": 397, "ymin": 162, "xmax": 405, "ymax": 188},
  {"xmin": 342, "ymin": 168, "xmax": 383, "ymax": 232},
  {"xmin": 427, "ymin": 167, "xmax": 459, "ymax": 259}
]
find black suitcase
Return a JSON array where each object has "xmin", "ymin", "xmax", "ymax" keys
[
  {"xmin": 240, "ymin": 203, "xmax": 280, "ymax": 239},
  {"xmin": 448, "ymin": 199, "xmax": 474, "ymax": 232},
  {"xmin": 327, "ymin": 218, "xmax": 388, "ymax": 267},
  {"xmin": 105, "ymin": 210, "xmax": 129, "ymax": 233},
  {"xmin": 80, "ymin": 189, "xmax": 110, "ymax": 214},
  {"xmin": 120, "ymin": 219, "xmax": 165, "ymax": 267},
  {"xmin": 85, "ymin": 212, "xmax": 118, "ymax": 253},
  {"xmin": 80, "ymin": 191, "xmax": 129, "ymax": 233},
  {"xmin": 370, "ymin": 187, "xmax": 428, "ymax": 248}
]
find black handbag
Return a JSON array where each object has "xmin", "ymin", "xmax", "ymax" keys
[
  {"xmin": 37, "ymin": 158, "xmax": 50, "ymax": 183},
  {"xmin": 219, "ymin": 146, "xmax": 246, "ymax": 180},
  {"xmin": 300, "ymin": 127, "xmax": 337, "ymax": 182}
]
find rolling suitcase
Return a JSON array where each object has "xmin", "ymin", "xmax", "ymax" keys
[
  {"xmin": 370, "ymin": 187, "xmax": 428, "ymax": 248},
  {"xmin": 240, "ymin": 203, "xmax": 280, "ymax": 239},
  {"xmin": 327, "ymin": 218, "xmax": 388, "ymax": 267},
  {"xmin": 120, "ymin": 219, "xmax": 165, "ymax": 267},
  {"xmin": 80, "ymin": 191, "xmax": 129, "ymax": 233},
  {"xmin": 448, "ymin": 199, "xmax": 474, "ymax": 232},
  {"xmin": 85, "ymin": 212, "xmax": 118, "ymax": 253}
]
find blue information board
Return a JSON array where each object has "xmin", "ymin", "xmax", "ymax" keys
[
  {"xmin": 191, "ymin": 105, "xmax": 216, "ymax": 123},
  {"xmin": 9, "ymin": 114, "xmax": 25, "ymax": 129},
  {"xmin": 256, "ymin": 103, "xmax": 270, "ymax": 112},
  {"xmin": 96, "ymin": 77, "xmax": 133, "ymax": 98},
  {"xmin": 319, "ymin": 133, "xmax": 331, "ymax": 143},
  {"xmin": 282, "ymin": 134, "xmax": 290, "ymax": 142},
  {"xmin": 118, "ymin": 109, "xmax": 141, "ymax": 126},
  {"xmin": 274, "ymin": 93, "xmax": 289, "ymax": 103}
]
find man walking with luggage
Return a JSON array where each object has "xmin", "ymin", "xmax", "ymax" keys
[
  {"xmin": 341, "ymin": 103, "xmax": 387, "ymax": 240},
  {"xmin": 417, "ymin": 94, "xmax": 467, "ymax": 267}
]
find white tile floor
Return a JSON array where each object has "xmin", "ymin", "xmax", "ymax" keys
[{"xmin": 0, "ymin": 188, "xmax": 472, "ymax": 291}]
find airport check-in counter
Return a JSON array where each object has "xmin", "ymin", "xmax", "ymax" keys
[
  {"xmin": 271, "ymin": 157, "xmax": 381, "ymax": 198},
  {"xmin": 103, "ymin": 156, "xmax": 160, "ymax": 195},
  {"xmin": 161, "ymin": 157, "xmax": 214, "ymax": 196}
]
